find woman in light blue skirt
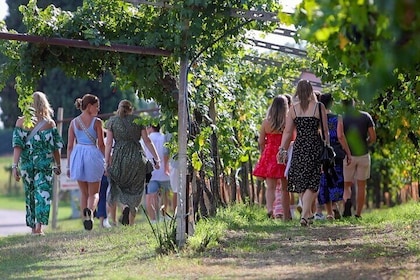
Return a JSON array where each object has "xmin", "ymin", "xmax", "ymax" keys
[{"xmin": 67, "ymin": 94, "xmax": 105, "ymax": 231}]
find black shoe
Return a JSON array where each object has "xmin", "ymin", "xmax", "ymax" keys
[
  {"xmin": 122, "ymin": 206, "xmax": 130, "ymax": 226},
  {"xmin": 333, "ymin": 208, "xmax": 341, "ymax": 220},
  {"xmin": 343, "ymin": 199, "xmax": 352, "ymax": 217},
  {"xmin": 354, "ymin": 214, "xmax": 362, "ymax": 219},
  {"xmin": 83, "ymin": 208, "xmax": 93, "ymax": 230}
]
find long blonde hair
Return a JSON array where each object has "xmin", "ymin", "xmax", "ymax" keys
[
  {"xmin": 266, "ymin": 95, "xmax": 288, "ymax": 132},
  {"xmin": 31, "ymin": 91, "xmax": 54, "ymax": 120},
  {"xmin": 295, "ymin": 80, "xmax": 314, "ymax": 112},
  {"xmin": 116, "ymin": 100, "xmax": 133, "ymax": 118}
]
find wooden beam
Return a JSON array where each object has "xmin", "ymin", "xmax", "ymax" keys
[{"xmin": 0, "ymin": 32, "xmax": 172, "ymax": 57}]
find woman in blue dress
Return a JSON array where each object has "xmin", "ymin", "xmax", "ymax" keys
[
  {"xmin": 317, "ymin": 93, "xmax": 352, "ymax": 220},
  {"xmin": 12, "ymin": 91, "xmax": 64, "ymax": 235},
  {"xmin": 67, "ymin": 94, "xmax": 105, "ymax": 230}
]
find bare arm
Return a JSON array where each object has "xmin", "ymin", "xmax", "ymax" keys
[
  {"xmin": 277, "ymin": 108, "xmax": 295, "ymax": 163},
  {"xmin": 12, "ymin": 146, "xmax": 22, "ymax": 182},
  {"xmin": 164, "ymin": 154, "xmax": 170, "ymax": 176},
  {"xmin": 280, "ymin": 109, "xmax": 295, "ymax": 150},
  {"xmin": 105, "ymin": 129, "xmax": 114, "ymax": 168},
  {"xmin": 367, "ymin": 126, "xmax": 376, "ymax": 145},
  {"xmin": 66, "ymin": 120, "xmax": 75, "ymax": 175},
  {"xmin": 95, "ymin": 118, "xmax": 105, "ymax": 156},
  {"xmin": 12, "ymin": 118, "xmax": 23, "ymax": 181},
  {"xmin": 337, "ymin": 116, "xmax": 352, "ymax": 165}
]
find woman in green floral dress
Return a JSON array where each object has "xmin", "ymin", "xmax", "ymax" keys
[
  {"xmin": 12, "ymin": 91, "xmax": 64, "ymax": 235},
  {"xmin": 105, "ymin": 100, "xmax": 160, "ymax": 226}
]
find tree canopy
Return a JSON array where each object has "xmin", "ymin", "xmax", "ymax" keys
[{"xmin": 1, "ymin": 0, "xmax": 419, "ymax": 204}]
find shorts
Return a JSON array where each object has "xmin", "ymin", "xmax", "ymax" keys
[
  {"xmin": 343, "ymin": 154, "xmax": 371, "ymax": 182},
  {"xmin": 146, "ymin": 180, "xmax": 171, "ymax": 194}
]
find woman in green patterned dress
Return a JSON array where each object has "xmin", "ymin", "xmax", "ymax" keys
[{"xmin": 12, "ymin": 91, "xmax": 64, "ymax": 235}]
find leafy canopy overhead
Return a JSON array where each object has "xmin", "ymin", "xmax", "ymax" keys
[
  {"xmin": 288, "ymin": 0, "xmax": 420, "ymax": 101},
  {"xmin": 0, "ymin": 0, "xmax": 280, "ymax": 124}
]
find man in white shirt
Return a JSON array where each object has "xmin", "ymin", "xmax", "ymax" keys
[{"xmin": 143, "ymin": 124, "xmax": 171, "ymax": 222}]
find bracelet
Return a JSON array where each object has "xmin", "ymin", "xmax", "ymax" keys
[
  {"xmin": 278, "ymin": 147, "xmax": 287, "ymax": 154},
  {"xmin": 12, "ymin": 163, "xmax": 18, "ymax": 169}
]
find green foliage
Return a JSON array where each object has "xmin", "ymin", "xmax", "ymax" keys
[
  {"xmin": 0, "ymin": 0, "xmax": 281, "ymax": 124},
  {"xmin": 187, "ymin": 51, "xmax": 307, "ymax": 176},
  {"xmin": 186, "ymin": 217, "xmax": 227, "ymax": 252},
  {"xmin": 141, "ymin": 205, "xmax": 178, "ymax": 255},
  {"xmin": 289, "ymin": 0, "xmax": 420, "ymax": 197},
  {"xmin": 293, "ymin": 0, "xmax": 420, "ymax": 100},
  {"xmin": 214, "ymin": 201, "xmax": 267, "ymax": 229}
]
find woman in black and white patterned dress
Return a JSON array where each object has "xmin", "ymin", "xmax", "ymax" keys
[{"xmin": 277, "ymin": 80, "xmax": 329, "ymax": 226}]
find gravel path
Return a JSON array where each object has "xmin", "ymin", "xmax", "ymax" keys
[{"xmin": 0, "ymin": 209, "xmax": 30, "ymax": 237}]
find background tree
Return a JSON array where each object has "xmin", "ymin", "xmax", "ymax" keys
[
  {"xmin": 0, "ymin": 0, "xmax": 137, "ymax": 134},
  {"xmin": 285, "ymin": 0, "xmax": 420, "ymax": 204}
]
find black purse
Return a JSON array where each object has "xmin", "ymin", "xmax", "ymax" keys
[{"xmin": 318, "ymin": 103, "xmax": 338, "ymax": 187}]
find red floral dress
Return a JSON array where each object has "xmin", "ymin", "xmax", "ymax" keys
[{"xmin": 253, "ymin": 133, "xmax": 286, "ymax": 179}]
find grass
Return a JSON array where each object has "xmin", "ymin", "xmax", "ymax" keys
[
  {"xmin": 1, "ymin": 152, "xmax": 419, "ymax": 279},
  {"xmin": 1, "ymin": 201, "xmax": 419, "ymax": 279},
  {"xmin": 0, "ymin": 155, "xmax": 23, "ymax": 196}
]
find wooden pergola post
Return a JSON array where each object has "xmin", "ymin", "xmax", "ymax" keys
[{"xmin": 51, "ymin": 107, "xmax": 63, "ymax": 229}]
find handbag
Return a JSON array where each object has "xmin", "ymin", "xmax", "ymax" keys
[{"xmin": 318, "ymin": 103, "xmax": 338, "ymax": 187}]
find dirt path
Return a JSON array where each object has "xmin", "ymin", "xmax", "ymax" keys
[{"xmin": 173, "ymin": 222, "xmax": 420, "ymax": 279}]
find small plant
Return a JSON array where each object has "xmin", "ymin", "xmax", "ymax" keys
[
  {"xmin": 141, "ymin": 205, "xmax": 178, "ymax": 255},
  {"xmin": 186, "ymin": 218, "xmax": 227, "ymax": 253}
]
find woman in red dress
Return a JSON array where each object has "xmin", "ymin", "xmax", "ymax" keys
[{"xmin": 253, "ymin": 95, "xmax": 291, "ymax": 221}]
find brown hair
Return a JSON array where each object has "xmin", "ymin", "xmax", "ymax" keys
[
  {"xmin": 116, "ymin": 99, "xmax": 133, "ymax": 118},
  {"xmin": 295, "ymin": 80, "xmax": 313, "ymax": 112},
  {"xmin": 31, "ymin": 91, "xmax": 54, "ymax": 120},
  {"xmin": 75, "ymin": 94, "xmax": 99, "ymax": 111},
  {"xmin": 266, "ymin": 95, "xmax": 288, "ymax": 132}
]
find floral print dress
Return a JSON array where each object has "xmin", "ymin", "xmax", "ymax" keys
[
  {"xmin": 106, "ymin": 115, "xmax": 151, "ymax": 214},
  {"xmin": 12, "ymin": 126, "xmax": 64, "ymax": 228},
  {"xmin": 287, "ymin": 115, "xmax": 323, "ymax": 193}
]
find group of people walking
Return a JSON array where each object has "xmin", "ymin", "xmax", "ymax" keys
[
  {"xmin": 12, "ymin": 92, "xmax": 176, "ymax": 233},
  {"xmin": 11, "ymin": 78, "xmax": 375, "ymax": 234},
  {"xmin": 253, "ymin": 80, "xmax": 376, "ymax": 226}
]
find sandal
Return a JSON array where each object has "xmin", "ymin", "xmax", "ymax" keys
[
  {"xmin": 300, "ymin": 218, "xmax": 309, "ymax": 227},
  {"xmin": 326, "ymin": 215, "xmax": 334, "ymax": 221}
]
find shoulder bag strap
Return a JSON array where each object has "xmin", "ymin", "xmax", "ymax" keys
[
  {"xmin": 318, "ymin": 102, "xmax": 326, "ymax": 142},
  {"xmin": 76, "ymin": 116, "xmax": 97, "ymax": 145},
  {"xmin": 26, "ymin": 119, "xmax": 47, "ymax": 143}
]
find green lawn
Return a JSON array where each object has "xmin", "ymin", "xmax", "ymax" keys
[{"xmin": 0, "ymin": 201, "xmax": 419, "ymax": 279}]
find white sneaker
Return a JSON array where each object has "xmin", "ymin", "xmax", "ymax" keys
[
  {"xmin": 314, "ymin": 213, "xmax": 325, "ymax": 220},
  {"xmin": 102, "ymin": 218, "xmax": 112, "ymax": 228}
]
